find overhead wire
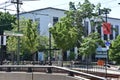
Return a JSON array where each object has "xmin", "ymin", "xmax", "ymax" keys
[
  {"xmin": 0, "ymin": 0, "xmax": 16, "ymax": 12},
  {"xmin": 0, "ymin": 0, "xmax": 119, "ymax": 14},
  {"xmin": 0, "ymin": 0, "xmax": 10, "ymax": 6}
]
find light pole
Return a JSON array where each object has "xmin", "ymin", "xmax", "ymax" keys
[
  {"xmin": 46, "ymin": 23, "xmax": 52, "ymax": 73},
  {"xmin": 99, "ymin": 8, "xmax": 110, "ymax": 79},
  {"xmin": 48, "ymin": 23, "xmax": 52, "ymax": 65}
]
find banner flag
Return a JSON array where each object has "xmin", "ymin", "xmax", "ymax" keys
[{"xmin": 102, "ymin": 22, "xmax": 111, "ymax": 34}]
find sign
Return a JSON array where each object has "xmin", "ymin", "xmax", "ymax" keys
[
  {"xmin": 4, "ymin": 31, "xmax": 23, "ymax": 37},
  {"xmin": 96, "ymin": 47, "xmax": 107, "ymax": 58},
  {"xmin": 105, "ymin": 41, "xmax": 110, "ymax": 49},
  {"xmin": 105, "ymin": 41, "xmax": 110, "ymax": 46},
  {"xmin": 97, "ymin": 60, "xmax": 105, "ymax": 66},
  {"xmin": 102, "ymin": 22, "xmax": 111, "ymax": 34}
]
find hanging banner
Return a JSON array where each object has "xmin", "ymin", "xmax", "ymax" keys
[{"xmin": 102, "ymin": 22, "xmax": 111, "ymax": 34}]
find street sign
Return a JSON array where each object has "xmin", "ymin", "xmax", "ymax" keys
[
  {"xmin": 4, "ymin": 31, "xmax": 23, "ymax": 37},
  {"xmin": 105, "ymin": 41, "xmax": 110, "ymax": 46},
  {"xmin": 96, "ymin": 47, "xmax": 107, "ymax": 58},
  {"xmin": 105, "ymin": 41, "xmax": 110, "ymax": 49}
]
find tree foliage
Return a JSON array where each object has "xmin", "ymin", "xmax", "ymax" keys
[
  {"xmin": 79, "ymin": 32, "xmax": 102, "ymax": 56},
  {"xmin": 7, "ymin": 19, "xmax": 39, "ymax": 55},
  {"xmin": 21, "ymin": 19, "xmax": 39, "ymax": 54},
  {"xmin": 49, "ymin": 17, "xmax": 78, "ymax": 51},
  {"xmin": 109, "ymin": 35, "xmax": 120, "ymax": 64},
  {"xmin": 0, "ymin": 12, "xmax": 16, "ymax": 34},
  {"xmin": 67, "ymin": 0, "xmax": 105, "ymax": 46}
]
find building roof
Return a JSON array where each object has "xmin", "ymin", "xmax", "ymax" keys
[
  {"xmin": 19, "ymin": 7, "xmax": 120, "ymax": 20},
  {"xmin": 20, "ymin": 7, "xmax": 67, "ymax": 15}
]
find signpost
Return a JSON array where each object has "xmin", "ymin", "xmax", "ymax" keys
[{"xmin": 4, "ymin": 31, "xmax": 23, "ymax": 37}]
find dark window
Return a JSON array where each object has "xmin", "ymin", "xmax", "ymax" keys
[
  {"xmin": 115, "ymin": 25, "xmax": 119, "ymax": 38},
  {"xmin": 84, "ymin": 21, "xmax": 89, "ymax": 36},
  {"xmin": 53, "ymin": 17, "xmax": 58, "ymax": 25},
  {"xmin": 104, "ymin": 34, "xmax": 107, "ymax": 40},
  {"xmin": 35, "ymin": 18, "xmax": 40, "ymax": 34},
  {"xmin": 110, "ymin": 25, "xmax": 113, "ymax": 40}
]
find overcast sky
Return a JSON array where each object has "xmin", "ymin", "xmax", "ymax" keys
[{"xmin": 0, "ymin": 0, "xmax": 120, "ymax": 18}]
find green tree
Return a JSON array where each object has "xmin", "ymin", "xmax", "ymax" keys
[
  {"xmin": 79, "ymin": 32, "xmax": 102, "ymax": 57},
  {"xmin": 0, "ymin": 12, "xmax": 16, "ymax": 35},
  {"xmin": 68, "ymin": 52, "xmax": 76, "ymax": 60},
  {"xmin": 37, "ymin": 35, "xmax": 49, "ymax": 51},
  {"xmin": 21, "ymin": 19, "xmax": 39, "ymax": 54},
  {"xmin": 109, "ymin": 35, "xmax": 120, "ymax": 64},
  {"xmin": 0, "ymin": 12, "xmax": 16, "ymax": 64},
  {"xmin": 50, "ymin": 17, "xmax": 78, "ymax": 59},
  {"xmin": 79, "ymin": 32, "xmax": 103, "ymax": 71},
  {"xmin": 7, "ymin": 19, "xmax": 40, "ymax": 61},
  {"xmin": 50, "ymin": 18, "xmax": 78, "ymax": 51}
]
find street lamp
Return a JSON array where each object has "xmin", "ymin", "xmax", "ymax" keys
[
  {"xmin": 46, "ymin": 23, "xmax": 52, "ymax": 73},
  {"xmin": 48, "ymin": 23, "xmax": 52, "ymax": 65}
]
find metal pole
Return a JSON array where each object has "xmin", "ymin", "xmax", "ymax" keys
[
  {"xmin": 47, "ymin": 23, "xmax": 52, "ymax": 73},
  {"xmin": 49, "ymin": 31, "xmax": 52, "ymax": 65},
  {"xmin": 16, "ymin": 0, "xmax": 20, "ymax": 65},
  {"xmin": 105, "ymin": 9, "xmax": 108, "ymax": 79}
]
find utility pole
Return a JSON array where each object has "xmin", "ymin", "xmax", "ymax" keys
[
  {"xmin": 16, "ymin": 0, "xmax": 20, "ymax": 65},
  {"xmin": 105, "ymin": 9, "xmax": 108, "ymax": 79},
  {"xmin": 11, "ymin": 0, "xmax": 22, "ymax": 65},
  {"xmin": 99, "ymin": 8, "xmax": 110, "ymax": 79}
]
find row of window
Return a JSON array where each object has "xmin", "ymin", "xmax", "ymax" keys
[
  {"xmin": 84, "ymin": 21, "xmax": 119, "ymax": 40},
  {"xmin": 34, "ymin": 17, "xmax": 119, "ymax": 41}
]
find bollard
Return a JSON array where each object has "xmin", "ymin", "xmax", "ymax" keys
[
  {"xmin": 27, "ymin": 67, "xmax": 32, "ymax": 72},
  {"xmin": 6, "ymin": 67, "xmax": 11, "ymax": 72},
  {"xmin": 68, "ymin": 71, "xmax": 74, "ymax": 76},
  {"xmin": 46, "ymin": 67, "xmax": 52, "ymax": 73}
]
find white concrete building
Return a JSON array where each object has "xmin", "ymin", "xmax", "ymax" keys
[
  {"xmin": 19, "ymin": 7, "xmax": 120, "ymax": 40},
  {"xmin": 19, "ymin": 7, "xmax": 120, "ymax": 60},
  {"xmin": 20, "ymin": 7, "xmax": 66, "ymax": 36}
]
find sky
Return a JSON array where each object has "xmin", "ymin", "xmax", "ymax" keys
[{"xmin": 0, "ymin": 0, "xmax": 120, "ymax": 18}]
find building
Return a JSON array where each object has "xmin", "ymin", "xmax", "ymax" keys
[
  {"xmin": 19, "ymin": 7, "xmax": 120, "ymax": 61},
  {"xmin": 19, "ymin": 7, "xmax": 66, "ymax": 36}
]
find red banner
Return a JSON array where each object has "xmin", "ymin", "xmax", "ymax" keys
[{"xmin": 102, "ymin": 22, "xmax": 111, "ymax": 34}]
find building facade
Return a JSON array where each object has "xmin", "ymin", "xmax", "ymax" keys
[
  {"xmin": 19, "ymin": 7, "xmax": 120, "ymax": 40},
  {"xmin": 19, "ymin": 7, "xmax": 65, "ymax": 36},
  {"xmin": 19, "ymin": 7, "xmax": 120, "ymax": 61}
]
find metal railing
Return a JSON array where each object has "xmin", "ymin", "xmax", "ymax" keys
[{"xmin": 0, "ymin": 65, "xmax": 105, "ymax": 80}]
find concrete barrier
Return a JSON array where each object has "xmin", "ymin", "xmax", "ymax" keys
[{"xmin": 0, "ymin": 72, "xmax": 82, "ymax": 80}]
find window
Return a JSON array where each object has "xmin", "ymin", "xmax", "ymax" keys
[
  {"xmin": 84, "ymin": 21, "xmax": 89, "ymax": 36},
  {"xmin": 110, "ymin": 25, "xmax": 113, "ymax": 40},
  {"xmin": 115, "ymin": 25, "xmax": 119, "ymax": 38},
  {"xmin": 104, "ymin": 34, "xmax": 107, "ymax": 40},
  {"xmin": 35, "ymin": 18, "xmax": 40, "ymax": 34},
  {"xmin": 53, "ymin": 17, "xmax": 58, "ymax": 25}
]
